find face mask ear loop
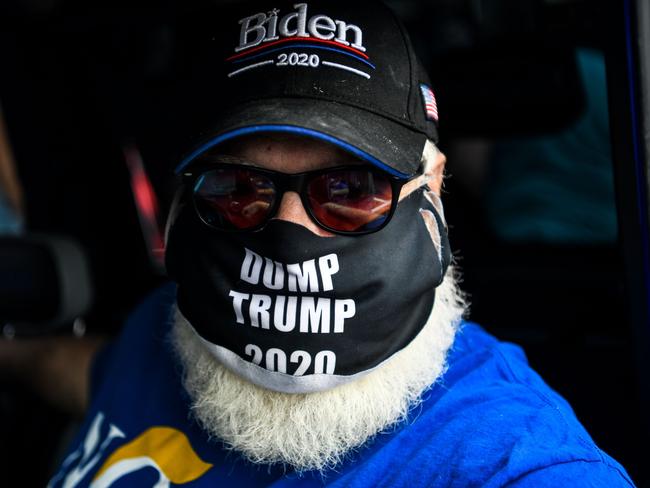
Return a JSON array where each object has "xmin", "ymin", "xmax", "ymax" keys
[{"xmin": 423, "ymin": 189, "xmax": 447, "ymax": 231}]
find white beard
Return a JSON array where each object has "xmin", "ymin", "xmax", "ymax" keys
[{"xmin": 171, "ymin": 268, "xmax": 466, "ymax": 473}]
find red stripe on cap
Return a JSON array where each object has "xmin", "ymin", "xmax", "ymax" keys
[{"xmin": 226, "ymin": 37, "xmax": 369, "ymax": 61}]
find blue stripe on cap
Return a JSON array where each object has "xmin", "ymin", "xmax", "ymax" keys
[{"xmin": 175, "ymin": 125, "xmax": 410, "ymax": 178}]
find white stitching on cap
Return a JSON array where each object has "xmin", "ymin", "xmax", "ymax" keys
[
  {"xmin": 228, "ymin": 59, "xmax": 275, "ymax": 78},
  {"xmin": 321, "ymin": 61, "xmax": 370, "ymax": 79}
]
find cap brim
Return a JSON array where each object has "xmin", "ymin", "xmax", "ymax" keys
[{"xmin": 175, "ymin": 98, "xmax": 427, "ymax": 177}]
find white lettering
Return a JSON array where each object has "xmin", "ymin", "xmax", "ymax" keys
[
  {"xmin": 52, "ymin": 413, "xmax": 126, "ymax": 488},
  {"xmin": 262, "ymin": 257, "xmax": 285, "ymax": 290},
  {"xmin": 334, "ymin": 299, "xmax": 355, "ymax": 333},
  {"xmin": 264, "ymin": 9, "xmax": 280, "ymax": 42},
  {"xmin": 290, "ymin": 350, "xmax": 312, "ymax": 375},
  {"xmin": 266, "ymin": 348, "xmax": 287, "ymax": 373},
  {"xmin": 273, "ymin": 295, "xmax": 297, "ymax": 332},
  {"xmin": 318, "ymin": 254, "xmax": 339, "ymax": 291},
  {"xmin": 300, "ymin": 297, "xmax": 331, "ymax": 333},
  {"xmin": 244, "ymin": 344, "xmax": 336, "ymax": 376},
  {"xmin": 294, "ymin": 3, "xmax": 309, "ymax": 36},
  {"xmin": 287, "ymin": 259, "xmax": 319, "ymax": 292},
  {"xmin": 308, "ymin": 14, "xmax": 336, "ymax": 40},
  {"xmin": 278, "ymin": 3, "xmax": 308, "ymax": 37},
  {"xmin": 236, "ymin": 5, "xmax": 366, "ymax": 53},
  {"xmin": 335, "ymin": 20, "xmax": 366, "ymax": 52},
  {"xmin": 244, "ymin": 345, "xmax": 337, "ymax": 374},
  {"xmin": 314, "ymin": 350, "xmax": 336, "ymax": 374},
  {"xmin": 241, "ymin": 248, "xmax": 263, "ymax": 284},
  {"xmin": 237, "ymin": 13, "xmax": 267, "ymax": 52},
  {"xmin": 245, "ymin": 344, "xmax": 263, "ymax": 365},
  {"xmin": 230, "ymin": 292, "xmax": 354, "ymax": 334},
  {"xmin": 249, "ymin": 294, "xmax": 272, "ymax": 328},
  {"xmin": 229, "ymin": 291, "xmax": 250, "ymax": 324},
  {"xmin": 278, "ymin": 11, "xmax": 298, "ymax": 36}
]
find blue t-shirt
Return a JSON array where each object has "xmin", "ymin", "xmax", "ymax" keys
[{"xmin": 50, "ymin": 284, "xmax": 634, "ymax": 487}]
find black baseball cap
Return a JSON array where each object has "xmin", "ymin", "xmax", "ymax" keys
[{"xmin": 174, "ymin": 0, "xmax": 439, "ymax": 178}]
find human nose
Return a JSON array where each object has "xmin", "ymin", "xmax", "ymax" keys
[{"xmin": 274, "ymin": 191, "xmax": 334, "ymax": 237}]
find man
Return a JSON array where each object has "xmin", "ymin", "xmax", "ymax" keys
[{"xmin": 45, "ymin": 1, "xmax": 634, "ymax": 486}]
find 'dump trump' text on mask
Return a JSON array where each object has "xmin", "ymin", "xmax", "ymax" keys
[{"xmin": 165, "ymin": 188, "xmax": 450, "ymax": 394}]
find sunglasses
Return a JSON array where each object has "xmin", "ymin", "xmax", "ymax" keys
[{"xmin": 182, "ymin": 160, "xmax": 419, "ymax": 235}]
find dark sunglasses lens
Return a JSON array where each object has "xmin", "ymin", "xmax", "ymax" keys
[
  {"xmin": 307, "ymin": 169, "xmax": 394, "ymax": 232},
  {"xmin": 192, "ymin": 167, "xmax": 276, "ymax": 230}
]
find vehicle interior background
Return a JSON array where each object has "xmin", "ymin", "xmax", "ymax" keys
[{"xmin": 0, "ymin": 0, "xmax": 647, "ymax": 485}]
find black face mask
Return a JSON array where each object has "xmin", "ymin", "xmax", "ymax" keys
[{"xmin": 165, "ymin": 189, "xmax": 451, "ymax": 393}]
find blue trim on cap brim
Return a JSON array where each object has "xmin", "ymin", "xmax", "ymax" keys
[{"xmin": 175, "ymin": 125, "xmax": 409, "ymax": 178}]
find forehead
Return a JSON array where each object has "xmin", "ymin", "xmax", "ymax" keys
[{"xmin": 215, "ymin": 133, "xmax": 360, "ymax": 172}]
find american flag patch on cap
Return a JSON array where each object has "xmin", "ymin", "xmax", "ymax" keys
[{"xmin": 420, "ymin": 84, "xmax": 439, "ymax": 122}]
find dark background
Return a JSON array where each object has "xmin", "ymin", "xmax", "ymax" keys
[{"xmin": 0, "ymin": 0, "xmax": 647, "ymax": 486}]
